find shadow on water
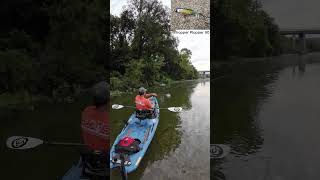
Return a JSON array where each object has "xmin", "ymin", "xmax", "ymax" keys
[{"xmin": 110, "ymin": 80, "xmax": 206, "ymax": 180}]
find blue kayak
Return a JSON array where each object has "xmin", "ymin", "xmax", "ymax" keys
[{"xmin": 110, "ymin": 96, "xmax": 160, "ymax": 173}]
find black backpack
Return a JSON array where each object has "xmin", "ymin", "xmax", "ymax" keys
[{"xmin": 115, "ymin": 138, "xmax": 141, "ymax": 155}]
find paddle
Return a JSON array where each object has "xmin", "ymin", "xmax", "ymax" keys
[
  {"xmin": 6, "ymin": 136, "xmax": 85, "ymax": 150},
  {"xmin": 111, "ymin": 104, "xmax": 183, "ymax": 112}
]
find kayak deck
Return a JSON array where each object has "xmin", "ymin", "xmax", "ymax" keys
[
  {"xmin": 61, "ymin": 157, "xmax": 108, "ymax": 180},
  {"xmin": 110, "ymin": 97, "xmax": 159, "ymax": 173},
  {"xmin": 61, "ymin": 158, "xmax": 84, "ymax": 180}
]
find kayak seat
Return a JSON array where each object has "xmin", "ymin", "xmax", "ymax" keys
[
  {"xmin": 80, "ymin": 151, "xmax": 108, "ymax": 178},
  {"xmin": 136, "ymin": 109, "xmax": 155, "ymax": 119}
]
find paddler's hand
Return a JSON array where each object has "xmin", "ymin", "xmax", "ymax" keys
[{"xmin": 146, "ymin": 93, "xmax": 157, "ymax": 98}]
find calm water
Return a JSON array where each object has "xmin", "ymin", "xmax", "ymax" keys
[
  {"xmin": 0, "ymin": 80, "xmax": 210, "ymax": 180},
  {"xmin": 212, "ymin": 53, "xmax": 320, "ymax": 180},
  {"xmin": 111, "ymin": 80, "xmax": 210, "ymax": 180}
]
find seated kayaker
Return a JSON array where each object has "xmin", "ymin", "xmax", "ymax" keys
[
  {"xmin": 135, "ymin": 87, "xmax": 157, "ymax": 118},
  {"xmin": 80, "ymin": 81, "xmax": 109, "ymax": 177}
]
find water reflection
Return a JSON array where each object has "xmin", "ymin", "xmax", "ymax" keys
[
  {"xmin": 212, "ymin": 53, "xmax": 320, "ymax": 180},
  {"xmin": 292, "ymin": 55, "xmax": 307, "ymax": 76},
  {"xmin": 212, "ymin": 58, "xmax": 286, "ymax": 179}
]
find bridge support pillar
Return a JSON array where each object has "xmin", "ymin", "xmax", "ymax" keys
[
  {"xmin": 298, "ymin": 33, "xmax": 306, "ymax": 53},
  {"xmin": 292, "ymin": 35, "xmax": 296, "ymax": 50}
]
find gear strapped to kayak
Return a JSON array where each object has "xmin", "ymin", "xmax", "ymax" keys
[
  {"xmin": 115, "ymin": 136, "xmax": 141, "ymax": 155},
  {"xmin": 110, "ymin": 96, "xmax": 160, "ymax": 177}
]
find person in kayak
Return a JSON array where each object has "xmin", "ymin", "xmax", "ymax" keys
[
  {"xmin": 135, "ymin": 87, "xmax": 157, "ymax": 110},
  {"xmin": 80, "ymin": 81, "xmax": 109, "ymax": 178},
  {"xmin": 135, "ymin": 87, "xmax": 157, "ymax": 119}
]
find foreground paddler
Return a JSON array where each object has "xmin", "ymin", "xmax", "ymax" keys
[{"xmin": 79, "ymin": 81, "xmax": 110, "ymax": 179}]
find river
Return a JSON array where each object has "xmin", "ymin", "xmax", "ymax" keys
[
  {"xmin": 212, "ymin": 53, "xmax": 320, "ymax": 180},
  {"xmin": 0, "ymin": 80, "xmax": 210, "ymax": 180}
]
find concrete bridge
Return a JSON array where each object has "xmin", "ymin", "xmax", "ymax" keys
[
  {"xmin": 279, "ymin": 28, "xmax": 320, "ymax": 53},
  {"xmin": 198, "ymin": 71, "xmax": 210, "ymax": 78}
]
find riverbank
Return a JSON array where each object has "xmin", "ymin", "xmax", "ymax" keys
[
  {"xmin": 111, "ymin": 78, "xmax": 209, "ymax": 97},
  {"xmin": 0, "ymin": 92, "xmax": 50, "ymax": 110},
  {"xmin": 0, "ymin": 88, "xmax": 89, "ymax": 109}
]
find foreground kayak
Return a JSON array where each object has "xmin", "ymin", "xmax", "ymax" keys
[
  {"xmin": 61, "ymin": 157, "xmax": 108, "ymax": 180},
  {"xmin": 110, "ymin": 96, "xmax": 160, "ymax": 173},
  {"xmin": 61, "ymin": 158, "xmax": 85, "ymax": 180}
]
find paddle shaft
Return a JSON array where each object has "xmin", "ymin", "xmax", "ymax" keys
[
  {"xmin": 44, "ymin": 141, "xmax": 85, "ymax": 146},
  {"xmin": 123, "ymin": 105, "xmax": 174, "ymax": 110}
]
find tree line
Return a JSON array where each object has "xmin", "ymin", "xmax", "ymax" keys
[
  {"xmin": 0, "ymin": 0, "xmax": 199, "ymax": 101},
  {"xmin": 213, "ymin": 0, "xmax": 283, "ymax": 59},
  {"xmin": 110, "ymin": 0, "xmax": 199, "ymax": 91},
  {"xmin": 0, "ymin": 0, "xmax": 109, "ymax": 101}
]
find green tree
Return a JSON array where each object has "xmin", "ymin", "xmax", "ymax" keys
[{"xmin": 110, "ymin": 0, "xmax": 199, "ymax": 91}]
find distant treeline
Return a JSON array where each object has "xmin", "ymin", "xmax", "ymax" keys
[
  {"xmin": 213, "ymin": 0, "xmax": 283, "ymax": 59},
  {"xmin": 0, "ymin": 0, "xmax": 107, "ymax": 100},
  {"xmin": 110, "ymin": 0, "xmax": 199, "ymax": 91}
]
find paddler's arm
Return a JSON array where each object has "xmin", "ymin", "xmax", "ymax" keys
[
  {"xmin": 145, "ymin": 99, "xmax": 154, "ymax": 109},
  {"xmin": 145, "ymin": 93, "xmax": 157, "ymax": 98}
]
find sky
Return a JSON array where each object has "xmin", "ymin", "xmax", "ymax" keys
[
  {"xmin": 111, "ymin": 0, "xmax": 171, "ymax": 16},
  {"xmin": 261, "ymin": 0, "xmax": 320, "ymax": 29},
  {"xmin": 173, "ymin": 31, "xmax": 210, "ymax": 71},
  {"xmin": 111, "ymin": 0, "xmax": 210, "ymax": 71}
]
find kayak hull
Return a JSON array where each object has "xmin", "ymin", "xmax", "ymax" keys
[
  {"xmin": 61, "ymin": 157, "xmax": 109, "ymax": 180},
  {"xmin": 110, "ymin": 97, "xmax": 160, "ymax": 173},
  {"xmin": 61, "ymin": 158, "xmax": 85, "ymax": 180}
]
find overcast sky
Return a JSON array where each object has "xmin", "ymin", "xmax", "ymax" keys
[
  {"xmin": 111, "ymin": 0, "xmax": 210, "ymax": 71},
  {"xmin": 173, "ymin": 32, "xmax": 210, "ymax": 71},
  {"xmin": 261, "ymin": 0, "xmax": 320, "ymax": 29},
  {"xmin": 111, "ymin": 0, "xmax": 171, "ymax": 16}
]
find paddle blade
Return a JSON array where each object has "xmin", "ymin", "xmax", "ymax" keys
[
  {"xmin": 167, "ymin": 107, "xmax": 183, "ymax": 112},
  {"xmin": 112, "ymin": 104, "xmax": 124, "ymax": 109},
  {"xmin": 6, "ymin": 136, "xmax": 44, "ymax": 150},
  {"xmin": 165, "ymin": 94, "xmax": 171, "ymax": 98}
]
